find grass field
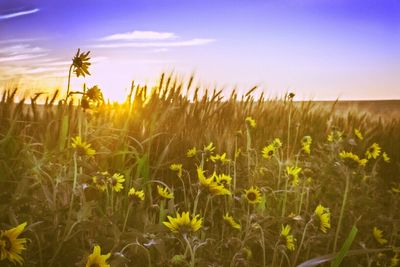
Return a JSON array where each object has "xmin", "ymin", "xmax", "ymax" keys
[{"xmin": 0, "ymin": 74, "xmax": 399, "ymax": 267}]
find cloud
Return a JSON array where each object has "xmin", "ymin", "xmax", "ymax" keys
[
  {"xmin": 0, "ymin": 53, "xmax": 47, "ymax": 62},
  {"xmin": 0, "ymin": 44, "xmax": 45, "ymax": 55},
  {"xmin": 91, "ymin": 38, "xmax": 216, "ymax": 49},
  {"xmin": 100, "ymin": 30, "xmax": 177, "ymax": 41},
  {"xmin": 0, "ymin": 8, "xmax": 40, "ymax": 20}
]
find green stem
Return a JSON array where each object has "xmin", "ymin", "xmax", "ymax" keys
[
  {"xmin": 293, "ymin": 218, "xmax": 313, "ymax": 266},
  {"xmin": 66, "ymin": 64, "xmax": 73, "ymax": 100},
  {"xmin": 122, "ymin": 203, "xmax": 132, "ymax": 232},
  {"xmin": 183, "ymin": 234, "xmax": 195, "ymax": 267},
  {"xmin": 333, "ymin": 171, "xmax": 351, "ymax": 252},
  {"xmin": 281, "ymin": 176, "xmax": 289, "ymax": 217}
]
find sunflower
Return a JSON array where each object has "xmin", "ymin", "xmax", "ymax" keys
[
  {"xmin": 354, "ymin": 128, "xmax": 363, "ymax": 140},
  {"xmin": 186, "ymin": 147, "xmax": 197, "ymax": 157},
  {"xmin": 314, "ymin": 204, "xmax": 331, "ymax": 233},
  {"xmin": 373, "ymin": 227, "xmax": 388, "ymax": 245},
  {"xmin": 262, "ymin": 144, "xmax": 276, "ymax": 159},
  {"xmin": 245, "ymin": 116, "xmax": 256, "ymax": 128},
  {"xmin": 170, "ymin": 163, "xmax": 183, "ymax": 178},
  {"xmin": 157, "ymin": 185, "xmax": 174, "ymax": 199},
  {"xmin": 272, "ymin": 138, "xmax": 283, "ymax": 148},
  {"xmin": 71, "ymin": 136, "xmax": 96, "ymax": 157},
  {"xmin": 244, "ymin": 186, "xmax": 262, "ymax": 204},
  {"xmin": 286, "ymin": 166, "xmax": 302, "ymax": 186},
  {"xmin": 92, "ymin": 171, "xmax": 109, "ymax": 192},
  {"xmin": 110, "ymin": 173, "xmax": 125, "ymax": 192},
  {"xmin": 327, "ymin": 130, "xmax": 343, "ymax": 143},
  {"xmin": 128, "ymin": 187, "xmax": 145, "ymax": 203},
  {"xmin": 301, "ymin": 136, "xmax": 312, "ymax": 155},
  {"xmin": 223, "ymin": 213, "xmax": 241, "ymax": 230},
  {"xmin": 72, "ymin": 48, "xmax": 91, "ymax": 77},
  {"xmin": 163, "ymin": 212, "xmax": 203, "ymax": 234},
  {"xmin": 391, "ymin": 253, "xmax": 399, "ymax": 267},
  {"xmin": 0, "ymin": 222, "xmax": 27, "ymax": 265},
  {"xmin": 280, "ymin": 224, "xmax": 296, "ymax": 251},
  {"xmin": 215, "ymin": 173, "xmax": 232, "ymax": 185},
  {"xmin": 203, "ymin": 142, "xmax": 215, "ymax": 154},
  {"xmin": 365, "ymin": 143, "xmax": 381, "ymax": 159},
  {"xmin": 85, "ymin": 245, "xmax": 111, "ymax": 267}
]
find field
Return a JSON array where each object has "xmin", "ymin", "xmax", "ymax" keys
[{"xmin": 0, "ymin": 76, "xmax": 399, "ymax": 267}]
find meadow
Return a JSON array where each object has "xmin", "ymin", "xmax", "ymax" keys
[{"xmin": 0, "ymin": 50, "xmax": 399, "ymax": 267}]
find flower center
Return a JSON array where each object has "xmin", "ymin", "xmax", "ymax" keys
[
  {"xmin": 247, "ymin": 192, "xmax": 257, "ymax": 201},
  {"xmin": 1, "ymin": 236, "xmax": 12, "ymax": 251}
]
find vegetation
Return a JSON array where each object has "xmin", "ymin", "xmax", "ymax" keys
[{"xmin": 0, "ymin": 50, "xmax": 399, "ymax": 267}]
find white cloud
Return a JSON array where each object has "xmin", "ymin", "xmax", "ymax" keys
[
  {"xmin": 0, "ymin": 8, "xmax": 40, "ymax": 20},
  {"xmin": 100, "ymin": 30, "xmax": 177, "ymax": 41},
  {"xmin": 91, "ymin": 38, "xmax": 216, "ymax": 49},
  {"xmin": 0, "ymin": 44, "xmax": 45, "ymax": 55},
  {"xmin": 0, "ymin": 54, "xmax": 47, "ymax": 62}
]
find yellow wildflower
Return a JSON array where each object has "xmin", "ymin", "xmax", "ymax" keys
[
  {"xmin": 244, "ymin": 186, "xmax": 262, "ymax": 205},
  {"xmin": 301, "ymin": 136, "xmax": 312, "ymax": 155},
  {"xmin": 382, "ymin": 152, "xmax": 391, "ymax": 163},
  {"xmin": 365, "ymin": 143, "xmax": 381, "ymax": 159},
  {"xmin": 186, "ymin": 147, "xmax": 197, "ymax": 157},
  {"xmin": 210, "ymin": 153, "xmax": 230, "ymax": 164},
  {"xmin": 0, "ymin": 222, "xmax": 27, "ymax": 265},
  {"xmin": 262, "ymin": 144, "xmax": 276, "ymax": 159},
  {"xmin": 72, "ymin": 49, "xmax": 91, "ymax": 77},
  {"xmin": 92, "ymin": 171, "xmax": 109, "ymax": 192},
  {"xmin": 163, "ymin": 212, "xmax": 203, "ymax": 234},
  {"xmin": 354, "ymin": 128, "xmax": 363, "ymax": 140},
  {"xmin": 71, "ymin": 136, "xmax": 96, "ymax": 156},
  {"xmin": 128, "ymin": 187, "xmax": 145, "ymax": 203},
  {"xmin": 215, "ymin": 173, "xmax": 232, "ymax": 185},
  {"xmin": 170, "ymin": 163, "xmax": 183, "ymax": 178},
  {"xmin": 287, "ymin": 166, "xmax": 302, "ymax": 186},
  {"xmin": 245, "ymin": 116, "xmax": 256, "ymax": 128},
  {"xmin": 327, "ymin": 130, "xmax": 343, "ymax": 143},
  {"xmin": 157, "ymin": 185, "xmax": 174, "ymax": 199},
  {"xmin": 339, "ymin": 151, "xmax": 367, "ymax": 168},
  {"xmin": 85, "ymin": 245, "xmax": 110, "ymax": 267},
  {"xmin": 373, "ymin": 227, "xmax": 388, "ymax": 245},
  {"xmin": 203, "ymin": 142, "xmax": 215, "ymax": 153},
  {"xmin": 110, "ymin": 173, "xmax": 124, "ymax": 192},
  {"xmin": 390, "ymin": 253, "xmax": 399, "ymax": 267},
  {"xmin": 223, "ymin": 213, "xmax": 241, "ymax": 230},
  {"xmin": 314, "ymin": 204, "xmax": 331, "ymax": 233},
  {"xmin": 281, "ymin": 224, "xmax": 296, "ymax": 251}
]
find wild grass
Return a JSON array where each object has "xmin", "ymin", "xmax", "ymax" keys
[{"xmin": 0, "ymin": 74, "xmax": 399, "ymax": 266}]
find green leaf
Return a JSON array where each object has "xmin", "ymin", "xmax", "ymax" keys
[{"xmin": 331, "ymin": 225, "xmax": 358, "ymax": 267}]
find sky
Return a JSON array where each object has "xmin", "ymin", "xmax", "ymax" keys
[{"xmin": 0, "ymin": 0, "xmax": 399, "ymax": 101}]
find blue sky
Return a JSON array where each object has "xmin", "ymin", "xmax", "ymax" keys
[{"xmin": 0, "ymin": 0, "xmax": 399, "ymax": 101}]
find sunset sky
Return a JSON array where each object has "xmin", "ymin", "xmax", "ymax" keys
[{"xmin": 0, "ymin": 0, "xmax": 399, "ymax": 101}]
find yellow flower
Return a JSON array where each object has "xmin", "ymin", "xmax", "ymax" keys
[
  {"xmin": 262, "ymin": 144, "xmax": 276, "ymax": 159},
  {"xmin": 339, "ymin": 151, "xmax": 367, "ymax": 168},
  {"xmin": 280, "ymin": 224, "xmax": 296, "ymax": 251},
  {"xmin": 109, "ymin": 173, "xmax": 125, "ymax": 192},
  {"xmin": 373, "ymin": 227, "xmax": 388, "ymax": 245},
  {"xmin": 210, "ymin": 153, "xmax": 230, "ymax": 164},
  {"xmin": 71, "ymin": 136, "xmax": 96, "ymax": 156},
  {"xmin": 390, "ymin": 253, "xmax": 399, "ymax": 267},
  {"xmin": 314, "ymin": 204, "xmax": 331, "ymax": 233},
  {"xmin": 272, "ymin": 138, "xmax": 283, "ymax": 148},
  {"xmin": 245, "ymin": 116, "xmax": 256, "ymax": 128},
  {"xmin": 0, "ymin": 222, "xmax": 27, "ymax": 265},
  {"xmin": 92, "ymin": 172, "xmax": 109, "ymax": 192},
  {"xmin": 163, "ymin": 212, "xmax": 203, "ymax": 234},
  {"xmin": 301, "ymin": 136, "xmax": 312, "ymax": 155},
  {"xmin": 365, "ymin": 143, "xmax": 381, "ymax": 159},
  {"xmin": 223, "ymin": 213, "xmax": 241, "ymax": 230},
  {"xmin": 85, "ymin": 245, "xmax": 110, "ymax": 267},
  {"xmin": 382, "ymin": 152, "xmax": 391, "ymax": 163},
  {"xmin": 186, "ymin": 147, "xmax": 197, "ymax": 157},
  {"xmin": 287, "ymin": 166, "xmax": 302, "ymax": 186},
  {"xmin": 157, "ymin": 185, "xmax": 174, "ymax": 199},
  {"xmin": 128, "ymin": 187, "xmax": 145, "ymax": 203},
  {"xmin": 170, "ymin": 163, "xmax": 183, "ymax": 178},
  {"xmin": 198, "ymin": 168, "xmax": 231, "ymax": 196},
  {"xmin": 203, "ymin": 142, "xmax": 215, "ymax": 153},
  {"xmin": 244, "ymin": 186, "xmax": 262, "ymax": 205},
  {"xmin": 215, "ymin": 173, "xmax": 232, "ymax": 185},
  {"xmin": 327, "ymin": 130, "xmax": 343, "ymax": 143},
  {"xmin": 72, "ymin": 48, "xmax": 91, "ymax": 77},
  {"xmin": 354, "ymin": 129, "xmax": 363, "ymax": 140}
]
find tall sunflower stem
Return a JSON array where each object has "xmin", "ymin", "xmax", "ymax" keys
[
  {"xmin": 122, "ymin": 203, "xmax": 132, "ymax": 232},
  {"xmin": 293, "ymin": 218, "xmax": 313, "ymax": 266},
  {"xmin": 66, "ymin": 64, "xmax": 73, "ymax": 101},
  {"xmin": 183, "ymin": 234, "xmax": 195, "ymax": 267}
]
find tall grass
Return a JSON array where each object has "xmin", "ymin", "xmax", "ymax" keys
[{"xmin": 0, "ymin": 76, "xmax": 399, "ymax": 266}]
